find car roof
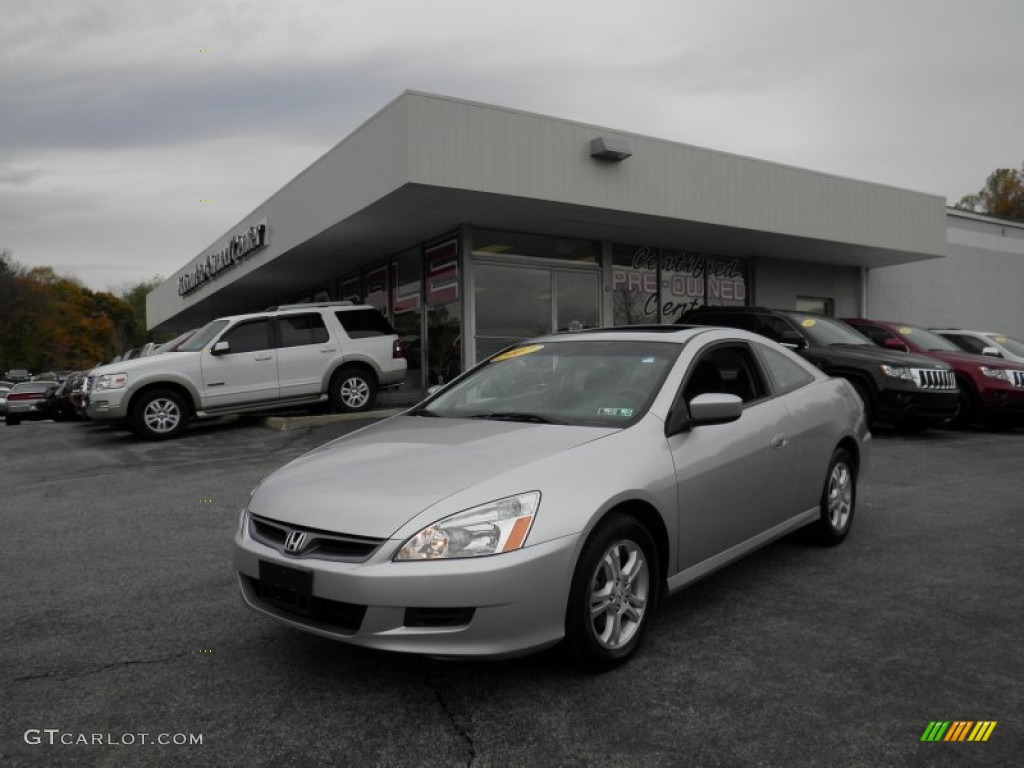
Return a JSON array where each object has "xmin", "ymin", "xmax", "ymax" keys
[
  {"xmin": 210, "ymin": 303, "xmax": 382, "ymax": 324},
  {"xmin": 528, "ymin": 325, "xmax": 753, "ymax": 345}
]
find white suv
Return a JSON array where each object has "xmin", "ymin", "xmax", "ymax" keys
[{"xmin": 86, "ymin": 302, "xmax": 407, "ymax": 439}]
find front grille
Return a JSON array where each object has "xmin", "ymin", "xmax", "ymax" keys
[
  {"xmin": 404, "ymin": 607, "xmax": 476, "ymax": 628},
  {"xmin": 911, "ymin": 368, "xmax": 956, "ymax": 390},
  {"xmin": 246, "ymin": 576, "xmax": 366, "ymax": 632},
  {"xmin": 249, "ymin": 513, "xmax": 385, "ymax": 562},
  {"xmin": 1011, "ymin": 370, "xmax": 1024, "ymax": 389}
]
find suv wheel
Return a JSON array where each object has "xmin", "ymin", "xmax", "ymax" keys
[
  {"xmin": 5, "ymin": 414, "xmax": 20, "ymax": 426},
  {"xmin": 814, "ymin": 448, "xmax": 856, "ymax": 545},
  {"xmin": 330, "ymin": 368, "xmax": 377, "ymax": 413},
  {"xmin": 565, "ymin": 514, "xmax": 660, "ymax": 671},
  {"xmin": 132, "ymin": 389, "xmax": 188, "ymax": 440}
]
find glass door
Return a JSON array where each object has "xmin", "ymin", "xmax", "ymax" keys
[{"xmin": 474, "ymin": 262, "xmax": 600, "ymax": 362}]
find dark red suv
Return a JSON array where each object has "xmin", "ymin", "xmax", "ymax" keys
[{"xmin": 843, "ymin": 319, "xmax": 1024, "ymax": 428}]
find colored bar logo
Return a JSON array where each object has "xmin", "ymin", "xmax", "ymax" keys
[{"xmin": 920, "ymin": 721, "xmax": 997, "ymax": 742}]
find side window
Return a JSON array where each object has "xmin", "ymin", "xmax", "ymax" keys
[
  {"xmin": 944, "ymin": 333, "xmax": 987, "ymax": 355},
  {"xmin": 335, "ymin": 309, "xmax": 396, "ymax": 339},
  {"xmin": 754, "ymin": 315, "xmax": 794, "ymax": 343},
  {"xmin": 856, "ymin": 324, "xmax": 898, "ymax": 348},
  {"xmin": 755, "ymin": 344, "xmax": 815, "ymax": 395},
  {"xmin": 277, "ymin": 313, "xmax": 329, "ymax": 348},
  {"xmin": 682, "ymin": 344, "xmax": 768, "ymax": 405},
  {"xmin": 220, "ymin": 319, "xmax": 271, "ymax": 354}
]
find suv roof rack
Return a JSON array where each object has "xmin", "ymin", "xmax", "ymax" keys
[{"xmin": 263, "ymin": 300, "xmax": 355, "ymax": 311}]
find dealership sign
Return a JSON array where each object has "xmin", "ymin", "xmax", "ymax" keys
[{"xmin": 178, "ymin": 222, "xmax": 267, "ymax": 297}]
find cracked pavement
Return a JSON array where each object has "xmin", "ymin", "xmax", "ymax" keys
[{"xmin": 2, "ymin": 417, "xmax": 1021, "ymax": 767}]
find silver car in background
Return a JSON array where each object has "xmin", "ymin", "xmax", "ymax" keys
[{"xmin": 234, "ymin": 326, "xmax": 869, "ymax": 669}]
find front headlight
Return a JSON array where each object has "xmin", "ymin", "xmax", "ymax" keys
[
  {"xmin": 880, "ymin": 364, "xmax": 913, "ymax": 381},
  {"xmin": 395, "ymin": 492, "xmax": 541, "ymax": 560},
  {"xmin": 94, "ymin": 373, "xmax": 128, "ymax": 390},
  {"xmin": 980, "ymin": 366, "xmax": 1011, "ymax": 382}
]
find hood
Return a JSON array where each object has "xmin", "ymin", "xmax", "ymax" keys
[
  {"xmin": 809, "ymin": 344, "xmax": 949, "ymax": 369},
  {"xmin": 922, "ymin": 349, "xmax": 1024, "ymax": 370},
  {"xmin": 248, "ymin": 415, "xmax": 616, "ymax": 537},
  {"xmin": 92, "ymin": 352, "xmax": 201, "ymax": 376}
]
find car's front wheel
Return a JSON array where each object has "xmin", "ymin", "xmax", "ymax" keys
[
  {"xmin": 131, "ymin": 389, "xmax": 189, "ymax": 440},
  {"xmin": 329, "ymin": 367, "xmax": 377, "ymax": 413},
  {"xmin": 814, "ymin": 448, "xmax": 856, "ymax": 545},
  {"xmin": 565, "ymin": 514, "xmax": 659, "ymax": 671}
]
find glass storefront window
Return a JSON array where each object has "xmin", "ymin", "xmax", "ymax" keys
[
  {"xmin": 612, "ymin": 244, "xmax": 748, "ymax": 325},
  {"xmin": 424, "ymin": 238, "xmax": 462, "ymax": 385},
  {"xmin": 473, "ymin": 229, "xmax": 599, "ymax": 263},
  {"xmin": 391, "ymin": 248, "xmax": 423, "ymax": 389}
]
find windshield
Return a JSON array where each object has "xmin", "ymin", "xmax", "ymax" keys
[
  {"xmin": 895, "ymin": 325, "xmax": 960, "ymax": 352},
  {"xmin": 417, "ymin": 340, "xmax": 680, "ymax": 428},
  {"xmin": 177, "ymin": 320, "xmax": 230, "ymax": 352},
  {"xmin": 783, "ymin": 314, "xmax": 874, "ymax": 346},
  {"xmin": 987, "ymin": 334, "xmax": 1024, "ymax": 356}
]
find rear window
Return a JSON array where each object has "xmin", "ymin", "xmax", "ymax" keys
[{"xmin": 335, "ymin": 309, "xmax": 395, "ymax": 338}]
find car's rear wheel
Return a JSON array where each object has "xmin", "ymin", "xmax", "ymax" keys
[
  {"xmin": 132, "ymin": 389, "xmax": 188, "ymax": 440},
  {"xmin": 329, "ymin": 367, "xmax": 377, "ymax": 413},
  {"xmin": 565, "ymin": 514, "xmax": 659, "ymax": 671},
  {"xmin": 5, "ymin": 414, "xmax": 20, "ymax": 426},
  {"xmin": 814, "ymin": 448, "xmax": 856, "ymax": 545}
]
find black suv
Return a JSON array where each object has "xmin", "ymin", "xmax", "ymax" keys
[{"xmin": 680, "ymin": 307, "xmax": 958, "ymax": 429}]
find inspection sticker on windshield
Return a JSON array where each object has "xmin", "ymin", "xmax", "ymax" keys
[
  {"xmin": 801, "ymin": 318, "xmax": 816, "ymax": 328},
  {"xmin": 598, "ymin": 407, "xmax": 634, "ymax": 418},
  {"xmin": 491, "ymin": 344, "xmax": 544, "ymax": 362}
]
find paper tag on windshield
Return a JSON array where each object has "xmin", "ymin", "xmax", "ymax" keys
[{"xmin": 598, "ymin": 407, "xmax": 634, "ymax": 417}]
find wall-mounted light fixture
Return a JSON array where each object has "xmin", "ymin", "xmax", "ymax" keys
[{"xmin": 589, "ymin": 136, "xmax": 632, "ymax": 161}]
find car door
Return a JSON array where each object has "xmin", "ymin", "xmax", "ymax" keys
[
  {"xmin": 200, "ymin": 318, "xmax": 279, "ymax": 408},
  {"xmin": 668, "ymin": 341, "xmax": 798, "ymax": 570},
  {"xmin": 274, "ymin": 312, "xmax": 334, "ymax": 399}
]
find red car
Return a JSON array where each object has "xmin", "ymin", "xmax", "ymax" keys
[{"xmin": 843, "ymin": 319, "xmax": 1024, "ymax": 428}]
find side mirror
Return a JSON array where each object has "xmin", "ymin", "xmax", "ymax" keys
[
  {"xmin": 981, "ymin": 346, "xmax": 1002, "ymax": 358},
  {"xmin": 778, "ymin": 331, "xmax": 807, "ymax": 350},
  {"xmin": 211, "ymin": 340, "xmax": 231, "ymax": 356},
  {"xmin": 883, "ymin": 337, "xmax": 909, "ymax": 352},
  {"xmin": 667, "ymin": 393, "xmax": 743, "ymax": 435}
]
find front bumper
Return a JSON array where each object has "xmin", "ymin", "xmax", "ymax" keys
[
  {"xmin": 85, "ymin": 390, "xmax": 129, "ymax": 421},
  {"xmin": 234, "ymin": 521, "xmax": 580, "ymax": 658},
  {"xmin": 977, "ymin": 384, "xmax": 1024, "ymax": 420},
  {"xmin": 874, "ymin": 388, "xmax": 958, "ymax": 424}
]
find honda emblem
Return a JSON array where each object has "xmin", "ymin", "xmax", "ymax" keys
[{"xmin": 284, "ymin": 530, "xmax": 307, "ymax": 554}]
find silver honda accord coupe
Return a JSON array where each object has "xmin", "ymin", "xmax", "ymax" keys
[{"xmin": 234, "ymin": 325, "xmax": 869, "ymax": 669}]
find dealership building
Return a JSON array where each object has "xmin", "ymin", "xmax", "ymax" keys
[{"xmin": 147, "ymin": 91, "xmax": 1019, "ymax": 390}]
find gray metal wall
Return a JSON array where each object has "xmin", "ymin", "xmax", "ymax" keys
[
  {"xmin": 866, "ymin": 211, "xmax": 1024, "ymax": 337},
  {"xmin": 753, "ymin": 257, "xmax": 862, "ymax": 317}
]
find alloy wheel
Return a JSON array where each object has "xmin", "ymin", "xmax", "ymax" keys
[{"xmin": 588, "ymin": 539, "xmax": 650, "ymax": 650}]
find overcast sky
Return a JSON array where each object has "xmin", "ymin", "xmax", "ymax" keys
[{"xmin": 2, "ymin": 0, "xmax": 1021, "ymax": 292}]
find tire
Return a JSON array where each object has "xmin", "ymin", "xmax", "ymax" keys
[
  {"xmin": 329, "ymin": 368, "xmax": 377, "ymax": 413},
  {"xmin": 949, "ymin": 380, "xmax": 977, "ymax": 428},
  {"xmin": 565, "ymin": 514, "xmax": 660, "ymax": 671},
  {"xmin": 131, "ymin": 389, "xmax": 189, "ymax": 440},
  {"xmin": 848, "ymin": 379, "xmax": 874, "ymax": 427},
  {"xmin": 5, "ymin": 414, "xmax": 20, "ymax": 426},
  {"xmin": 813, "ymin": 448, "xmax": 856, "ymax": 546}
]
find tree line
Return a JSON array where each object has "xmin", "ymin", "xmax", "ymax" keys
[{"xmin": 0, "ymin": 248, "xmax": 160, "ymax": 375}]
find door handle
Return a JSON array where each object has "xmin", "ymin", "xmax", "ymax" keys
[
  {"xmin": 320, "ymin": 348, "xmax": 337, "ymax": 354},
  {"xmin": 770, "ymin": 433, "xmax": 787, "ymax": 449},
  {"xmin": 254, "ymin": 355, "xmax": 273, "ymax": 361}
]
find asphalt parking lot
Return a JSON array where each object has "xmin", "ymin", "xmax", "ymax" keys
[{"xmin": 1, "ymin": 417, "xmax": 1021, "ymax": 767}]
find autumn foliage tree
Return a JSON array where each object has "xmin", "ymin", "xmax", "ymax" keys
[
  {"xmin": 955, "ymin": 162, "xmax": 1024, "ymax": 222},
  {"xmin": 0, "ymin": 249, "xmax": 154, "ymax": 374}
]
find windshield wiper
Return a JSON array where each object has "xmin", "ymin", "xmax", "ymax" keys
[
  {"xmin": 470, "ymin": 412, "xmax": 566, "ymax": 425},
  {"xmin": 407, "ymin": 408, "xmax": 441, "ymax": 417},
  {"xmin": 829, "ymin": 342, "xmax": 874, "ymax": 348}
]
